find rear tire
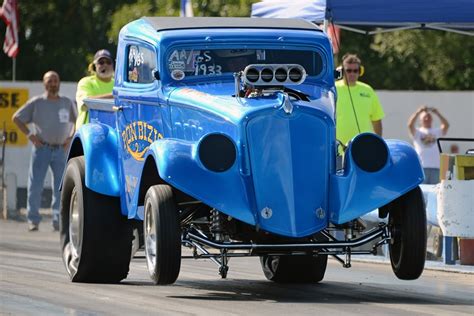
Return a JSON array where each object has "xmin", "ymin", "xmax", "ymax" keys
[
  {"xmin": 260, "ymin": 254, "xmax": 327, "ymax": 283},
  {"xmin": 388, "ymin": 186, "xmax": 427, "ymax": 280},
  {"xmin": 144, "ymin": 185, "xmax": 181, "ymax": 285},
  {"xmin": 60, "ymin": 157, "xmax": 132, "ymax": 283}
]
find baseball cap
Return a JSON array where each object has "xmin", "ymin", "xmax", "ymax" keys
[{"xmin": 93, "ymin": 49, "xmax": 113, "ymax": 63}]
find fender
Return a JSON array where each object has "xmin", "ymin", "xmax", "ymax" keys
[
  {"xmin": 67, "ymin": 123, "xmax": 121, "ymax": 197},
  {"xmin": 146, "ymin": 138, "xmax": 257, "ymax": 226},
  {"xmin": 329, "ymin": 137, "xmax": 424, "ymax": 224}
]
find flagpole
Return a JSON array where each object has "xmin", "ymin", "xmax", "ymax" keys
[
  {"xmin": 180, "ymin": 0, "xmax": 185, "ymax": 17},
  {"xmin": 12, "ymin": 57, "xmax": 16, "ymax": 81}
]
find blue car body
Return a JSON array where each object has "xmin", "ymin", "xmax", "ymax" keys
[{"xmin": 72, "ymin": 17, "xmax": 423, "ymax": 239}]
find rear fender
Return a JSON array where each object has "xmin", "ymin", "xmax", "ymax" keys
[
  {"xmin": 64, "ymin": 123, "xmax": 120, "ymax": 197},
  {"xmin": 329, "ymin": 136, "xmax": 424, "ymax": 224}
]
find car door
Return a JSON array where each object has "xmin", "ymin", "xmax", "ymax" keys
[{"xmin": 116, "ymin": 42, "xmax": 164, "ymax": 219}]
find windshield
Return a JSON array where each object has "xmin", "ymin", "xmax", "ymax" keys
[{"xmin": 167, "ymin": 48, "xmax": 323, "ymax": 81}]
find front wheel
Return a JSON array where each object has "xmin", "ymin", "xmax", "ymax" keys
[
  {"xmin": 144, "ymin": 185, "xmax": 181, "ymax": 285},
  {"xmin": 260, "ymin": 254, "xmax": 327, "ymax": 283},
  {"xmin": 388, "ymin": 186, "xmax": 427, "ymax": 280}
]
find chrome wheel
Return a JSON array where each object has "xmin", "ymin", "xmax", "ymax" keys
[
  {"xmin": 144, "ymin": 199, "xmax": 157, "ymax": 275},
  {"xmin": 69, "ymin": 187, "xmax": 80, "ymax": 254},
  {"xmin": 143, "ymin": 185, "xmax": 181, "ymax": 284},
  {"xmin": 63, "ymin": 185, "xmax": 81, "ymax": 277}
]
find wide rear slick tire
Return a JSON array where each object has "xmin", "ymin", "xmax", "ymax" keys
[
  {"xmin": 388, "ymin": 186, "xmax": 427, "ymax": 280},
  {"xmin": 260, "ymin": 254, "xmax": 328, "ymax": 283},
  {"xmin": 144, "ymin": 185, "xmax": 181, "ymax": 285},
  {"xmin": 60, "ymin": 156, "xmax": 132, "ymax": 283}
]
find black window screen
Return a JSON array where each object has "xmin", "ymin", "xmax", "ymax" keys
[{"xmin": 167, "ymin": 48, "xmax": 323, "ymax": 79}]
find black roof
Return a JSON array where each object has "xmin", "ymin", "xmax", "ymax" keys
[{"xmin": 142, "ymin": 17, "xmax": 320, "ymax": 32}]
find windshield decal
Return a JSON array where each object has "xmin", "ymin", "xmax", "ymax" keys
[
  {"xmin": 171, "ymin": 69, "xmax": 185, "ymax": 80},
  {"xmin": 167, "ymin": 48, "xmax": 323, "ymax": 80}
]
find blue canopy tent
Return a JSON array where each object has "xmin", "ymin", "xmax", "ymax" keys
[{"xmin": 251, "ymin": 0, "xmax": 474, "ymax": 36}]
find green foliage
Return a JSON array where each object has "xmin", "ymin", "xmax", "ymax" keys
[
  {"xmin": 371, "ymin": 30, "xmax": 474, "ymax": 90},
  {"xmin": 0, "ymin": 0, "xmax": 471, "ymax": 90},
  {"xmin": 107, "ymin": 0, "xmax": 256, "ymax": 42},
  {"xmin": 108, "ymin": 0, "xmax": 161, "ymax": 44},
  {"xmin": 193, "ymin": 0, "xmax": 256, "ymax": 17},
  {"xmin": 335, "ymin": 29, "xmax": 473, "ymax": 90},
  {"xmin": 0, "ymin": 0, "xmax": 136, "ymax": 81}
]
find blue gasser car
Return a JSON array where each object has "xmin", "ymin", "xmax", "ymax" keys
[{"xmin": 60, "ymin": 17, "xmax": 427, "ymax": 284}]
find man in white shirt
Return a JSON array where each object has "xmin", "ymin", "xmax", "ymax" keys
[{"xmin": 408, "ymin": 105, "xmax": 449, "ymax": 184}]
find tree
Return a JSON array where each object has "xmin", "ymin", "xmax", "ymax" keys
[
  {"xmin": 1, "ymin": 1, "xmax": 472, "ymax": 90},
  {"xmin": 193, "ymin": 0, "xmax": 255, "ymax": 17},
  {"xmin": 335, "ymin": 29, "xmax": 473, "ymax": 90},
  {"xmin": 108, "ymin": 0, "xmax": 256, "ymax": 43},
  {"xmin": 0, "ymin": 0, "xmax": 135, "ymax": 82},
  {"xmin": 371, "ymin": 30, "xmax": 474, "ymax": 90},
  {"xmin": 108, "ymin": 0, "xmax": 163, "ymax": 44}
]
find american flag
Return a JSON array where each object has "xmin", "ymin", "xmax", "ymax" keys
[{"xmin": 0, "ymin": 0, "xmax": 19, "ymax": 58}]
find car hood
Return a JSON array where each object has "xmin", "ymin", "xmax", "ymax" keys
[{"xmin": 166, "ymin": 81, "xmax": 334, "ymax": 124}]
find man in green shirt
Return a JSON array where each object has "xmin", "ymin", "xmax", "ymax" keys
[
  {"xmin": 76, "ymin": 49, "xmax": 115, "ymax": 128},
  {"xmin": 336, "ymin": 53, "xmax": 385, "ymax": 147}
]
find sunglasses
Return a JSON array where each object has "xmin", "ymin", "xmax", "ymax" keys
[
  {"xmin": 345, "ymin": 68, "xmax": 360, "ymax": 74},
  {"xmin": 97, "ymin": 59, "xmax": 112, "ymax": 65}
]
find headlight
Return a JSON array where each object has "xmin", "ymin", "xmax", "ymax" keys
[
  {"xmin": 350, "ymin": 134, "xmax": 388, "ymax": 172},
  {"xmin": 198, "ymin": 134, "xmax": 236, "ymax": 172}
]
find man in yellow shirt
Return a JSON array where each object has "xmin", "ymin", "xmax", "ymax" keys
[
  {"xmin": 336, "ymin": 53, "xmax": 385, "ymax": 146},
  {"xmin": 76, "ymin": 49, "xmax": 115, "ymax": 128}
]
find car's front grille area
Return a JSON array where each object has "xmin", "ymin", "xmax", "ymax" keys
[{"xmin": 246, "ymin": 109, "xmax": 331, "ymax": 237}]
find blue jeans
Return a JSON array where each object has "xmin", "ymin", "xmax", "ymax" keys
[
  {"xmin": 27, "ymin": 145, "xmax": 66, "ymax": 225},
  {"xmin": 423, "ymin": 168, "xmax": 440, "ymax": 184}
]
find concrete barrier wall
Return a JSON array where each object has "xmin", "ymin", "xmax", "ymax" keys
[
  {"xmin": 438, "ymin": 180, "xmax": 474, "ymax": 238},
  {"xmin": 1, "ymin": 81, "xmax": 473, "ymax": 189}
]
